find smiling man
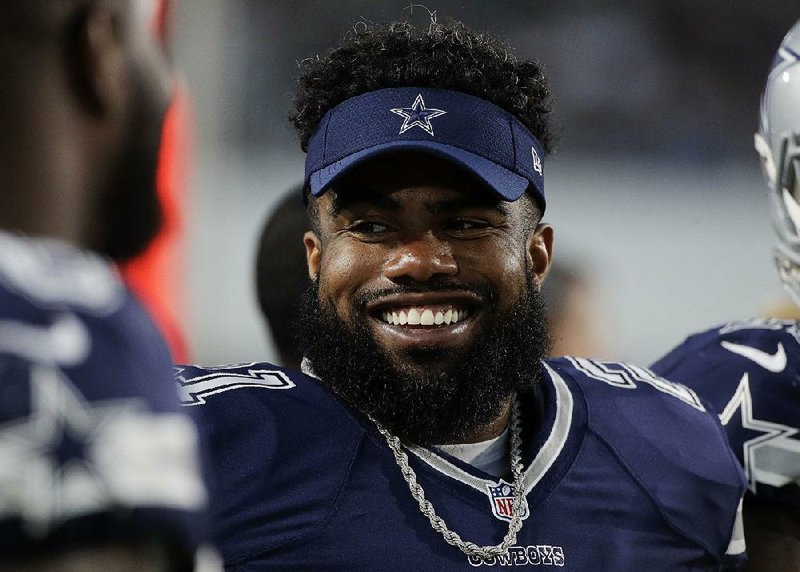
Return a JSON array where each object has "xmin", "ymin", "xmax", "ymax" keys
[
  {"xmin": 181, "ymin": 18, "xmax": 747, "ymax": 570},
  {"xmin": 299, "ymin": 149, "xmax": 551, "ymax": 446}
]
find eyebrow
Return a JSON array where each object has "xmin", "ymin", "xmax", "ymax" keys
[
  {"xmin": 330, "ymin": 188, "xmax": 401, "ymax": 215},
  {"xmin": 428, "ymin": 196, "xmax": 509, "ymax": 216},
  {"xmin": 329, "ymin": 189, "xmax": 509, "ymax": 217}
]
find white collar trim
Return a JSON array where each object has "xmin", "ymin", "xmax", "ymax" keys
[{"xmin": 406, "ymin": 362, "xmax": 574, "ymax": 493}]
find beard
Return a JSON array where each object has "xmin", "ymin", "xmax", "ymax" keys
[
  {"xmin": 297, "ymin": 273, "xmax": 551, "ymax": 445},
  {"xmin": 95, "ymin": 77, "xmax": 169, "ymax": 262}
]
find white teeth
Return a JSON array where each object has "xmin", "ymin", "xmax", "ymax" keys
[{"xmin": 381, "ymin": 307, "xmax": 469, "ymax": 326}]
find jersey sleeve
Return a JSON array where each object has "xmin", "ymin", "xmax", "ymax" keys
[
  {"xmin": 176, "ymin": 363, "xmax": 364, "ymax": 565},
  {"xmin": 651, "ymin": 319, "xmax": 800, "ymax": 513},
  {"xmin": 558, "ymin": 356, "xmax": 748, "ymax": 566}
]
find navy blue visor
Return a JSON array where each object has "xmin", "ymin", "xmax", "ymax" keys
[{"xmin": 304, "ymin": 87, "xmax": 546, "ymax": 211}]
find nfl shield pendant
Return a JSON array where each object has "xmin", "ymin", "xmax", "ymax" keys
[{"xmin": 486, "ymin": 479, "xmax": 529, "ymax": 522}]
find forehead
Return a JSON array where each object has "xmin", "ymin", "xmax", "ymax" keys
[{"xmin": 327, "ymin": 151, "xmax": 504, "ymax": 208}]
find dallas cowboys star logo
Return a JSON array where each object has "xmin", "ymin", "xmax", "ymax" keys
[
  {"xmin": 0, "ymin": 365, "xmax": 206, "ymax": 536},
  {"xmin": 390, "ymin": 94, "xmax": 447, "ymax": 136},
  {"xmin": 0, "ymin": 365, "xmax": 138, "ymax": 535},
  {"xmin": 719, "ymin": 373, "xmax": 800, "ymax": 493}
]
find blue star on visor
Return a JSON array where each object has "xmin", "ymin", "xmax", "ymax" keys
[{"xmin": 390, "ymin": 94, "xmax": 447, "ymax": 136}]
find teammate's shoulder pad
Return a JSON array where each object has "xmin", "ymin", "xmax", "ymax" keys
[
  {"xmin": 0, "ymin": 232, "xmax": 124, "ymax": 315},
  {"xmin": 652, "ymin": 318, "xmax": 800, "ymax": 376}
]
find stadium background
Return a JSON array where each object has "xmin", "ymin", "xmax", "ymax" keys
[{"xmin": 169, "ymin": 1, "xmax": 797, "ymax": 365}]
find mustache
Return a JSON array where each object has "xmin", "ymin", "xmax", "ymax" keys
[{"xmin": 352, "ymin": 279, "xmax": 497, "ymax": 311}]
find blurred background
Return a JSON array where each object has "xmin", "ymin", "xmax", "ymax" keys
[{"xmin": 170, "ymin": 0, "xmax": 799, "ymax": 366}]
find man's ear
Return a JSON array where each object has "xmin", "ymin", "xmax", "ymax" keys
[
  {"xmin": 72, "ymin": 2, "xmax": 127, "ymax": 116},
  {"xmin": 304, "ymin": 231, "xmax": 322, "ymax": 281},
  {"xmin": 526, "ymin": 223, "xmax": 554, "ymax": 288}
]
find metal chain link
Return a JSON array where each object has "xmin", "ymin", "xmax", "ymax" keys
[{"xmin": 373, "ymin": 395, "xmax": 526, "ymax": 561}]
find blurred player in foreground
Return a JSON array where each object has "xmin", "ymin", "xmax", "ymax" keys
[
  {"xmin": 179, "ymin": 16, "xmax": 746, "ymax": 569},
  {"xmin": 651, "ymin": 19, "xmax": 800, "ymax": 570},
  {"xmin": 0, "ymin": 1, "xmax": 208, "ymax": 570}
]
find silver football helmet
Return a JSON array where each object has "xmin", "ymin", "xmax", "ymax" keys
[{"xmin": 755, "ymin": 19, "xmax": 800, "ymax": 304}]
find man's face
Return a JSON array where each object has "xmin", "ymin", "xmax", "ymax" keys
[
  {"xmin": 97, "ymin": 0, "xmax": 174, "ymax": 261},
  {"xmin": 301, "ymin": 152, "xmax": 553, "ymax": 443}
]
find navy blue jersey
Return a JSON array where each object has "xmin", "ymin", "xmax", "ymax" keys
[
  {"xmin": 179, "ymin": 355, "xmax": 746, "ymax": 570},
  {"xmin": 651, "ymin": 319, "xmax": 800, "ymax": 513},
  {"xmin": 0, "ymin": 233, "xmax": 207, "ymax": 559}
]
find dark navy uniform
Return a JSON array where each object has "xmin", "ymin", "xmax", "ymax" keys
[
  {"xmin": 0, "ymin": 232, "xmax": 207, "ymax": 559},
  {"xmin": 652, "ymin": 319, "xmax": 800, "ymax": 512},
  {"xmin": 180, "ymin": 354, "xmax": 746, "ymax": 570}
]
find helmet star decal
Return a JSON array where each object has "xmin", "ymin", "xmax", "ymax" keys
[{"xmin": 390, "ymin": 94, "xmax": 447, "ymax": 136}]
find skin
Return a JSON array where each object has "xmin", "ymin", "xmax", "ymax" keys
[
  {"xmin": 0, "ymin": 0, "xmax": 172, "ymax": 253},
  {"xmin": 304, "ymin": 152, "xmax": 553, "ymax": 442}
]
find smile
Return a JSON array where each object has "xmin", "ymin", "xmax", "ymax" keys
[
  {"xmin": 364, "ymin": 292, "xmax": 483, "ymax": 350},
  {"xmin": 380, "ymin": 306, "xmax": 471, "ymax": 327}
]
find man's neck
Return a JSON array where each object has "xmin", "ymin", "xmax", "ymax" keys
[
  {"xmin": 0, "ymin": 180, "xmax": 89, "ymax": 249},
  {"xmin": 0, "ymin": 103, "xmax": 92, "ymax": 249}
]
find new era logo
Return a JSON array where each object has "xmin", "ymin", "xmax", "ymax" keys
[{"xmin": 531, "ymin": 147, "xmax": 542, "ymax": 175}]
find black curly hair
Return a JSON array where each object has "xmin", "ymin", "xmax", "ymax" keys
[{"xmin": 290, "ymin": 18, "xmax": 554, "ymax": 154}]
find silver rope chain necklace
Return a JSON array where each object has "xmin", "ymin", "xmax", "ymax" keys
[{"xmin": 372, "ymin": 394, "xmax": 526, "ymax": 561}]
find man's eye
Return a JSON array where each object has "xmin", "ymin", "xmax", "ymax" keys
[
  {"xmin": 447, "ymin": 219, "xmax": 488, "ymax": 232},
  {"xmin": 350, "ymin": 221, "xmax": 389, "ymax": 234}
]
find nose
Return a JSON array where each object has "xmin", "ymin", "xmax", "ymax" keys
[{"xmin": 383, "ymin": 232, "xmax": 458, "ymax": 284}]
